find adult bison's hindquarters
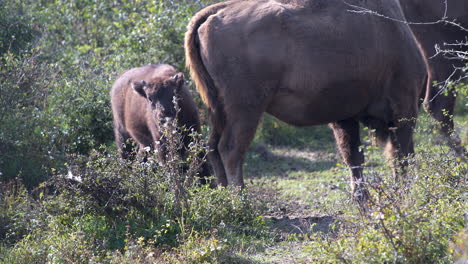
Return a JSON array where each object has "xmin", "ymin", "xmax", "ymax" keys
[
  {"xmin": 185, "ymin": 0, "xmax": 428, "ymax": 203},
  {"xmin": 110, "ymin": 64, "xmax": 210, "ymax": 180}
]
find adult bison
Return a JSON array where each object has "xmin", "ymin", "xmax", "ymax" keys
[
  {"xmin": 400, "ymin": 0, "xmax": 467, "ymax": 156},
  {"xmin": 110, "ymin": 64, "xmax": 210, "ymax": 179},
  {"xmin": 185, "ymin": 0, "xmax": 428, "ymax": 202}
]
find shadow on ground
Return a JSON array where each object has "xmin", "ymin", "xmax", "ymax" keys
[
  {"xmin": 220, "ymin": 255, "xmax": 260, "ymax": 264},
  {"xmin": 267, "ymin": 215, "xmax": 336, "ymax": 240},
  {"xmin": 246, "ymin": 144, "xmax": 338, "ymax": 178}
]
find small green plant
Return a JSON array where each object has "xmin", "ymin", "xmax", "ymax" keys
[{"xmin": 0, "ymin": 180, "xmax": 40, "ymax": 246}]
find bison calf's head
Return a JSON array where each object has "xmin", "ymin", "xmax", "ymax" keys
[{"xmin": 132, "ymin": 73, "xmax": 185, "ymax": 123}]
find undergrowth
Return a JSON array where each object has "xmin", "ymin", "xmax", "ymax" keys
[
  {"xmin": 0, "ymin": 117, "xmax": 269, "ymax": 263},
  {"xmin": 300, "ymin": 136, "xmax": 467, "ymax": 263}
]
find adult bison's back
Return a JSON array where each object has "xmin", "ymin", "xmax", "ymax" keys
[{"xmin": 185, "ymin": 0, "xmax": 427, "ymax": 202}]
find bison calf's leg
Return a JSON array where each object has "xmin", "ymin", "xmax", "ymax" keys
[
  {"xmin": 330, "ymin": 119, "xmax": 369, "ymax": 204},
  {"xmin": 115, "ymin": 128, "xmax": 135, "ymax": 160}
]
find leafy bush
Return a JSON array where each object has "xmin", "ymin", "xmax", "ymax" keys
[
  {"xmin": 302, "ymin": 143, "xmax": 467, "ymax": 263},
  {"xmin": 0, "ymin": 0, "xmax": 39, "ymax": 56},
  {"xmin": 0, "ymin": 180, "xmax": 42, "ymax": 246},
  {"xmin": 0, "ymin": 51, "xmax": 60, "ymax": 187},
  {"xmin": 0, "ymin": 115, "xmax": 263, "ymax": 263},
  {"xmin": 0, "ymin": 224, "xmax": 98, "ymax": 264}
]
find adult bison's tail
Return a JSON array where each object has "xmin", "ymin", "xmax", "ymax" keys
[
  {"xmin": 413, "ymin": 36, "xmax": 432, "ymax": 111},
  {"xmin": 185, "ymin": 2, "xmax": 227, "ymax": 112}
]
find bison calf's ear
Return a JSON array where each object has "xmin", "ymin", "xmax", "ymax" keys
[
  {"xmin": 172, "ymin": 72, "xmax": 184, "ymax": 91},
  {"xmin": 132, "ymin": 80, "xmax": 147, "ymax": 98}
]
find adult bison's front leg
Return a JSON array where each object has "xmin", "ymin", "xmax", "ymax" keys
[{"xmin": 330, "ymin": 119, "xmax": 369, "ymax": 204}]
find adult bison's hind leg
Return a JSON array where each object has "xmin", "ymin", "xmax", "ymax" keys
[
  {"xmin": 208, "ymin": 119, "xmax": 228, "ymax": 186},
  {"xmin": 330, "ymin": 119, "xmax": 369, "ymax": 204},
  {"xmin": 385, "ymin": 119, "xmax": 416, "ymax": 181},
  {"xmin": 217, "ymin": 110, "xmax": 263, "ymax": 188}
]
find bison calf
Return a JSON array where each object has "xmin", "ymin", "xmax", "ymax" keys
[{"xmin": 110, "ymin": 64, "xmax": 210, "ymax": 179}]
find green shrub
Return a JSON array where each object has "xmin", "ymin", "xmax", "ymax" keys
[
  {"xmin": 0, "ymin": 117, "xmax": 262, "ymax": 263},
  {"xmin": 0, "ymin": 51, "xmax": 60, "ymax": 187},
  {"xmin": 0, "ymin": 225, "xmax": 98, "ymax": 264},
  {"xmin": 0, "ymin": 180, "xmax": 42, "ymax": 246},
  {"xmin": 0, "ymin": 0, "xmax": 39, "ymax": 56},
  {"xmin": 302, "ymin": 144, "xmax": 467, "ymax": 263}
]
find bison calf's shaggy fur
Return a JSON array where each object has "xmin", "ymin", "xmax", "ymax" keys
[{"xmin": 110, "ymin": 64, "xmax": 210, "ymax": 180}]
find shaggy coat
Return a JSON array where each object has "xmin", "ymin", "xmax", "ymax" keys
[{"xmin": 111, "ymin": 64, "xmax": 210, "ymax": 178}]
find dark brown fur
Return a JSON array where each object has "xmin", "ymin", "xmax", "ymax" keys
[
  {"xmin": 401, "ymin": 0, "xmax": 467, "ymax": 156},
  {"xmin": 185, "ymin": 0, "xmax": 428, "ymax": 202},
  {"xmin": 110, "ymin": 64, "xmax": 210, "ymax": 178}
]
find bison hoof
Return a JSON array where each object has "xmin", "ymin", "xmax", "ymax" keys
[{"xmin": 353, "ymin": 187, "xmax": 370, "ymax": 209}]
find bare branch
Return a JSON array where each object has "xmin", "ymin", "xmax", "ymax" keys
[
  {"xmin": 343, "ymin": 0, "xmax": 467, "ymax": 98},
  {"xmin": 343, "ymin": 0, "xmax": 467, "ymax": 32}
]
